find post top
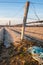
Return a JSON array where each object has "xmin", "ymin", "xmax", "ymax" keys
[{"xmin": 26, "ymin": 1, "xmax": 30, "ymax": 6}]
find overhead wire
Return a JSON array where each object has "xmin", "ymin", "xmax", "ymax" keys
[
  {"xmin": 0, "ymin": 1, "xmax": 42, "ymax": 22},
  {"xmin": 0, "ymin": 1, "xmax": 43, "ymax": 5},
  {"xmin": 31, "ymin": 3, "xmax": 40, "ymax": 21},
  {"xmin": 0, "ymin": 1, "xmax": 25, "ymax": 3},
  {"xmin": 27, "ymin": 17, "xmax": 37, "ymax": 20},
  {"xmin": 30, "ymin": 2, "xmax": 43, "ymax": 5},
  {"xmin": 0, "ymin": 1, "xmax": 43, "ymax": 4}
]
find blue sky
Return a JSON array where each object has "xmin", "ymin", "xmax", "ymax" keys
[{"xmin": 0, "ymin": 0, "xmax": 43, "ymax": 25}]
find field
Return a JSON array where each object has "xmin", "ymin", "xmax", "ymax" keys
[
  {"xmin": 0, "ymin": 26, "xmax": 43, "ymax": 65},
  {"xmin": 11, "ymin": 26, "xmax": 43, "ymax": 40}
]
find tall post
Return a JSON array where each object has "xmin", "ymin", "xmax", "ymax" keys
[
  {"xmin": 21, "ymin": 1, "xmax": 30, "ymax": 40},
  {"xmin": 9, "ymin": 20, "xmax": 11, "ymax": 26}
]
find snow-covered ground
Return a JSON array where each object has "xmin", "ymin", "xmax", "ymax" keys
[
  {"xmin": 4, "ymin": 27, "xmax": 15, "ymax": 48},
  {"xmin": 0, "ymin": 28, "xmax": 4, "ymax": 43},
  {"xmin": 0, "ymin": 27, "xmax": 21, "ymax": 48}
]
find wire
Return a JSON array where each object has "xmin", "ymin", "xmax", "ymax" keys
[
  {"xmin": 27, "ymin": 17, "xmax": 37, "ymax": 20},
  {"xmin": 31, "ymin": 4, "xmax": 40, "ymax": 21},
  {"xmin": 0, "ymin": 1, "xmax": 43, "ymax": 5},
  {"xmin": 26, "ymin": 21, "xmax": 43, "ymax": 24},
  {"xmin": 30, "ymin": 2, "xmax": 43, "ymax": 5},
  {"xmin": 0, "ymin": 1, "xmax": 42, "ymax": 21},
  {"xmin": 0, "ymin": 2, "xmax": 25, "ymax": 3}
]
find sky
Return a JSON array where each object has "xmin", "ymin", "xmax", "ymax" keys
[{"xmin": 0, "ymin": 0, "xmax": 43, "ymax": 25}]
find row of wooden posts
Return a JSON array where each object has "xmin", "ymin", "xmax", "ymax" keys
[{"xmin": 21, "ymin": 1, "xmax": 30, "ymax": 40}]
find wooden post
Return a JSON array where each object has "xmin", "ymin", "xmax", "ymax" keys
[{"xmin": 21, "ymin": 1, "xmax": 30, "ymax": 40}]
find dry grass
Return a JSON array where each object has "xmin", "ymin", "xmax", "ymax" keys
[{"xmin": 0, "ymin": 39, "xmax": 40, "ymax": 65}]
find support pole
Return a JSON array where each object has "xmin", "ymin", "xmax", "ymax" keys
[{"xmin": 21, "ymin": 1, "xmax": 30, "ymax": 40}]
